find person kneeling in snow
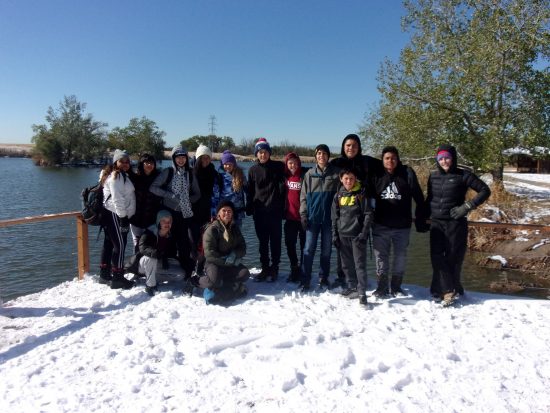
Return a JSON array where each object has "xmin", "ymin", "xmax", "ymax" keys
[
  {"xmin": 125, "ymin": 210, "xmax": 185, "ymax": 296},
  {"xmin": 184, "ymin": 200, "xmax": 250, "ymax": 304}
]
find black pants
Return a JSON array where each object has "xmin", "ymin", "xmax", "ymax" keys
[
  {"xmin": 284, "ymin": 219, "xmax": 305, "ymax": 268},
  {"xmin": 253, "ymin": 210, "xmax": 283, "ymax": 269},
  {"xmin": 166, "ymin": 207, "xmax": 197, "ymax": 277},
  {"xmin": 200, "ymin": 263, "xmax": 250, "ymax": 289},
  {"xmin": 430, "ymin": 218, "xmax": 468, "ymax": 295},
  {"xmin": 101, "ymin": 210, "xmax": 128, "ymax": 272}
]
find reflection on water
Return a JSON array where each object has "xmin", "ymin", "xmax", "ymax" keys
[{"xmin": 0, "ymin": 158, "xmax": 546, "ymax": 302}]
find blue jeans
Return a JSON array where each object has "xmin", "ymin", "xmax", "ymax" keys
[{"xmin": 301, "ymin": 222, "xmax": 332, "ymax": 285}]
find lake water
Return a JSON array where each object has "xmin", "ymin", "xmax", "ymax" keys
[{"xmin": 0, "ymin": 157, "xmax": 544, "ymax": 302}]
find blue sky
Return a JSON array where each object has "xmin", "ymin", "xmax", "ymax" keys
[{"xmin": 0, "ymin": 0, "xmax": 409, "ymax": 148}]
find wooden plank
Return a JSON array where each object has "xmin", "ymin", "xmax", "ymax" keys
[
  {"xmin": 0, "ymin": 211, "xmax": 81, "ymax": 228},
  {"xmin": 76, "ymin": 216, "xmax": 89, "ymax": 280}
]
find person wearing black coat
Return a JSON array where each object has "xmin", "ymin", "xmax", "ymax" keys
[
  {"xmin": 129, "ymin": 153, "xmax": 161, "ymax": 253},
  {"xmin": 246, "ymin": 138, "xmax": 286, "ymax": 281},
  {"xmin": 426, "ymin": 144, "xmax": 491, "ymax": 305},
  {"xmin": 371, "ymin": 146, "xmax": 427, "ymax": 297}
]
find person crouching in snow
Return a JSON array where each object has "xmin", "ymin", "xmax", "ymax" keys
[
  {"xmin": 184, "ymin": 200, "xmax": 250, "ymax": 304},
  {"xmin": 331, "ymin": 168, "xmax": 373, "ymax": 306},
  {"xmin": 125, "ymin": 210, "xmax": 184, "ymax": 296}
]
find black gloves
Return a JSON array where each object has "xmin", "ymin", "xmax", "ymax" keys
[
  {"xmin": 332, "ymin": 237, "xmax": 341, "ymax": 248},
  {"xmin": 414, "ymin": 218, "xmax": 430, "ymax": 233},
  {"xmin": 119, "ymin": 216, "xmax": 130, "ymax": 233},
  {"xmin": 301, "ymin": 217, "xmax": 308, "ymax": 231},
  {"xmin": 450, "ymin": 201, "xmax": 473, "ymax": 220}
]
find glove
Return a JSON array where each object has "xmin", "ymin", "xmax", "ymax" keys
[
  {"xmin": 301, "ymin": 217, "xmax": 308, "ymax": 231},
  {"xmin": 225, "ymin": 251, "xmax": 237, "ymax": 265},
  {"xmin": 119, "ymin": 216, "xmax": 130, "ymax": 233},
  {"xmin": 354, "ymin": 232, "xmax": 367, "ymax": 243},
  {"xmin": 450, "ymin": 201, "xmax": 473, "ymax": 220},
  {"xmin": 245, "ymin": 204, "xmax": 254, "ymax": 216},
  {"xmin": 332, "ymin": 237, "xmax": 341, "ymax": 248},
  {"xmin": 415, "ymin": 218, "xmax": 430, "ymax": 233},
  {"xmin": 161, "ymin": 256, "xmax": 170, "ymax": 270}
]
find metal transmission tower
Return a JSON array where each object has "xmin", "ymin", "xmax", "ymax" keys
[{"xmin": 208, "ymin": 115, "xmax": 217, "ymax": 151}]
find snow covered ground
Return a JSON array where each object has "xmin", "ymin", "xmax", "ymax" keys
[
  {"xmin": 1, "ymin": 172, "xmax": 549, "ymax": 413},
  {"xmin": 1, "ymin": 274, "xmax": 550, "ymax": 413}
]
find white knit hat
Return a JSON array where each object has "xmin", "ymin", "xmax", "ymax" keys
[{"xmin": 195, "ymin": 144, "xmax": 212, "ymax": 160}]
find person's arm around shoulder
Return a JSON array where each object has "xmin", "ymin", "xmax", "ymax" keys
[{"xmin": 150, "ymin": 168, "xmax": 172, "ymax": 199}]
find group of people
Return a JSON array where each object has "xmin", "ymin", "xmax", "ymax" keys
[{"xmin": 97, "ymin": 134, "xmax": 490, "ymax": 307}]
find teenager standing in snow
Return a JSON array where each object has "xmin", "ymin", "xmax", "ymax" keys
[
  {"xmin": 331, "ymin": 168, "xmax": 373, "ymax": 305},
  {"xmin": 426, "ymin": 144, "xmax": 491, "ymax": 305},
  {"xmin": 371, "ymin": 146, "xmax": 427, "ymax": 297},
  {"xmin": 299, "ymin": 144, "xmax": 340, "ymax": 291},
  {"xmin": 99, "ymin": 149, "xmax": 136, "ymax": 289},
  {"xmin": 211, "ymin": 150, "xmax": 247, "ymax": 228},
  {"xmin": 246, "ymin": 138, "xmax": 286, "ymax": 282},
  {"xmin": 129, "ymin": 153, "xmax": 160, "ymax": 253},
  {"xmin": 150, "ymin": 145, "xmax": 201, "ymax": 278},
  {"xmin": 283, "ymin": 152, "xmax": 309, "ymax": 282}
]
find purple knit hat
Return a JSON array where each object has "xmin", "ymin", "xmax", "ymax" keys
[{"xmin": 221, "ymin": 150, "xmax": 237, "ymax": 165}]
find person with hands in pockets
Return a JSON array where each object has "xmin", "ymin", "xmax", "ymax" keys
[{"xmin": 331, "ymin": 167, "xmax": 373, "ymax": 306}]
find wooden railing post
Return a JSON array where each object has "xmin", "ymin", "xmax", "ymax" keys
[{"xmin": 76, "ymin": 215, "xmax": 89, "ymax": 280}]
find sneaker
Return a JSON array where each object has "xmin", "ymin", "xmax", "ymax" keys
[
  {"xmin": 145, "ymin": 285, "xmax": 159, "ymax": 296},
  {"xmin": 359, "ymin": 295, "xmax": 368, "ymax": 305},
  {"xmin": 319, "ymin": 277, "xmax": 330, "ymax": 288},
  {"xmin": 341, "ymin": 287, "xmax": 358, "ymax": 297},
  {"xmin": 442, "ymin": 292, "xmax": 458, "ymax": 306}
]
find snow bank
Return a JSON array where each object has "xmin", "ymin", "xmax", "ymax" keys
[{"xmin": 1, "ymin": 274, "xmax": 549, "ymax": 412}]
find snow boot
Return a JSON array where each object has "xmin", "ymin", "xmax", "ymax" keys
[
  {"xmin": 359, "ymin": 294, "xmax": 368, "ymax": 306},
  {"xmin": 110, "ymin": 269, "xmax": 134, "ymax": 290},
  {"xmin": 373, "ymin": 274, "xmax": 389, "ymax": 298},
  {"xmin": 98, "ymin": 265, "xmax": 112, "ymax": 285},
  {"xmin": 318, "ymin": 277, "xmax": 330, "ymax": 288},
  {"xmin": 287, "ymin": 266, "xmax": 301, "ymax": 283},
  {"xmin": 254, "ymin": 267, "xmax": 270, "ymax": 282},
  {"xmin": 267, "ymin": 265, "xmax": 279, "ymax": 282},
  {"xmin": 390, "ymin": 275, "xmax": 405, "ymax": 296},
  {"xmin": 145, "ymin": 284, "xmax": 159, "ymax": 297}
]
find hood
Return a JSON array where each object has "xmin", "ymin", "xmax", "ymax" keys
[
  {"xmin": 435, "ymin": 143, "xmax": 457, "ymax": 172},
  {"xmin": 284, "ymin": 152, "xmax": 302, "ymax": 176},
  {"xmin": 340, "ymin": 134, "xmax": 362, "ymax": 158},
  {"xmin": 171, "ymin": 145, "xmax": 190, "ymax": 171}
]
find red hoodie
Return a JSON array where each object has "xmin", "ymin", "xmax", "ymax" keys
[{"xmin": 284, "ymin": 152, "xmax": 303, "ymax": 221}]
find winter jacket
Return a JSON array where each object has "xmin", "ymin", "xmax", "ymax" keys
[
  {"xmin": 426, "ymin": 144, "xmax": 491, "ymax": 220},
  {"xmin": 149, "ymin": 146, "xmax": 201, "ymax": 214},
  {"xmin": 300, "ymin": 163, "xmax": 340, "ymax": 226},
  {"xmin": 372, "ymin": 163, "xmax": 426, "ymax": 228},
  {"xmin": 329, "ymin": 134, "xmax": 383, "ymax": 193},
  {"xmin": 246, "ymin": 158, "xmax": 286, "ymax": 215},
  {"xmin": 193, "ymin": 162, "xmax": 220, "ymax": 224},
  {"xmin": 124, "ymin": 227, "xmax": 178, "ymax": 274},
  {"xmin": 103, "ymin": 171, "xmax": 136, "ymax": 219},
  {"xmin": 332, "ymin": 181, "xmax": 373, "ymax": 239},
  {"xmin": 211, "ymin": 166, "xmax": 247, "ymax": 222},
  {"xmin": 203, "ymin": 219, "xmax": 247, "ymax": 267},
  {"xmin": 284, "ymin": 153, "xmax": 310, "ymax": 222},
  {"xmin": 130, "ymin": 170, "xmax": 161, "ymax": 228}
]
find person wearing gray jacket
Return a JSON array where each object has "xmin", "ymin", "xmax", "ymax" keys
[{"xmin": 150, "ymin": 145, "xmax": 201, "ymax": 277}]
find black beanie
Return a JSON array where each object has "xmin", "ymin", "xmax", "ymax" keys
[
  {"xmin": 315, "ymin": 144, "xmax": 330, "ymax": 158},
  {"xmin": 216, "ymin": 199, "xmax": 235, "ymax": 215}
]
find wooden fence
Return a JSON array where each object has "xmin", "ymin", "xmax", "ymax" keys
[{"xmin": 0, "ymin": 212, "xmax": 549, "ymax": 285}]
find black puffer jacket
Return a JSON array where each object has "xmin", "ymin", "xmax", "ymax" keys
[
  {"xmin": 130, "ymin": 170, "xmax": 161, "ymax": 228},
  {"xmin": 426, "ymin": 144, "xmax": 491, "ymax": 220}
]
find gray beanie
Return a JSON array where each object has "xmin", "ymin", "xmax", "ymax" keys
[{"xmin": 113, "ymin": 149, "xmax": 129, "ymax": 163}]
